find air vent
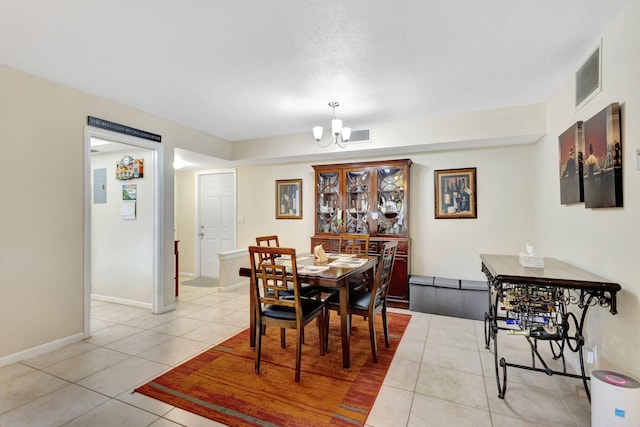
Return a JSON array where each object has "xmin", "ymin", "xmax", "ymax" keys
[{"xmin": 348, "ymin": 128, "xmax": 370, "ymax": 144}]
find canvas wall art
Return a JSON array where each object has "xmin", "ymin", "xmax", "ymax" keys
[
  {"xmin": 558, "ymin": 121, "xmax": 584, "ymax": 204},
  {"xmin": 582, "ymin": 102, "xmax": 622, "ymax": 208}
]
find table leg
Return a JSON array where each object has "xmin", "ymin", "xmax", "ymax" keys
[{"xmin": 340, "ymin": 284, "xmax": 350, "ymax": 369}]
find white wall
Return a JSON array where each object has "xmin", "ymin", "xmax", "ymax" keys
[
  {"xmin": 91, "ymin": 148, "xmax": 153, "ymax": 305},
  {"xmin": 0, "ymin": 64, "xmax": 231, "ymax": 363},
  {"xmin": 533, "ymin": 0, "xmax": 640, "ymax": 378}
]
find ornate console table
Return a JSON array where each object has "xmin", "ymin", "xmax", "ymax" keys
[{"xmin": 480, "ymin": 254, "xmax": 621, "ymax": 401}]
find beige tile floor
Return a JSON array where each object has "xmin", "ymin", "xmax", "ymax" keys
[{"xmin": 0, "ymin": 279, "xmax": 591, "ymax": 426}]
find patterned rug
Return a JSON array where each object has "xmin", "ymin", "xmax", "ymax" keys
[{"xmin": 134, "ymin": 312, "xmax": 411, "ymax": 426}]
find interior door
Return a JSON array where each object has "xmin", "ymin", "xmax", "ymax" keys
[{"xmin": 199, "ymin": 172, "xmax": 235, "ymax": 278}]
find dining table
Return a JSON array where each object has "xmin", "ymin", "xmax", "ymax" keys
[{"xmin": 239, "ymin": 252, "xmax": 377, "ymax": 370}]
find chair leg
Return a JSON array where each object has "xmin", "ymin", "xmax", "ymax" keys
[
  {"xmin": 295, "ymin": 327, "xmax": 302, "ymax": 382},
  {"xmin": 280, "ymin": 328, "xmax": 286, "ymax": 348},
  {"xmin": 255, "ymin": 320, "xmax": 263, "ymax": 374},
  {"xmin": 368, "ymin": 315, "xmax": 378, "ymax": 363},
  {"xmin": 323, "ymin": 308, "xmax": 329, "ymax": 352},
  {"xmin": 318, "ymin": 311, "xmax": 325, "ymax": 356},
  {"xmin": 382, "ymin": 307, "xmax": 390, "ymax": 348}
]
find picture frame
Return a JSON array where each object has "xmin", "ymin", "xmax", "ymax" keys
[
  {"xmin": 434, "ymin": 168, "xmax": 477, "ymax": 219},
  {"xmin": 276, "ymin": 179, "xmax": 302, "ymax": 219}
]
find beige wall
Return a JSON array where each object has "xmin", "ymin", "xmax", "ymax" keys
[
  {"xmin": 177, "ymin": 144, "xmax": 536, "ymax": 282},
  {"xmin": 91, "ymin": 148, "xmax": 154, "ymax": 304},
  {"xmin": 175, "ymin": 170, "xmax": 196, "ymax": 275},
  {"xmin": 231, "ymin": 103, "xmax": 546, "ymax": 165},
  {"xmin": 0, "ymin": 64, "xmax": 231, "ymax": 362},
  {"xmin": 533, "ymin": 0, "xmax": 640, "ymax": 378}
]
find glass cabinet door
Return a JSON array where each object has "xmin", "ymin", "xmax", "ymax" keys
[
  {"xmin": 316, "ymin": 171, "xmax": 340, "ymax": 234},
  {"xmin": 377, "ymin": 167, "xmax": 406, "ymax": 235},
  {"xmin": 344, "ymin": 169, "xmax": 371, "ymax": 234}
]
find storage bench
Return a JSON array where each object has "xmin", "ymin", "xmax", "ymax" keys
[{"xmin": 409, "ymin": 275, "xmax": 488, "ymax": 321}]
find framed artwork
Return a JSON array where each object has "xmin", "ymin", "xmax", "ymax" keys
[
  {"xmin": 558, "ymin": 121, "xmax": 585, "ymax": 205},
  {"xmin": 582, "ymin": 102, "xmax": 622, "ymax": 208},
  {"xmin": 276, "ymin": 179, "xmax": 302, "ymax": 219},
  {"xmin": 115, "ymin": 155, "xmax": 144, "ymax": 180},
  {"xmin": 434, "ymin": 168, "xmax": 477, "ymax": 219}
]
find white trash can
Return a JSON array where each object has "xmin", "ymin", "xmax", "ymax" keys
[{"xmin": 591, "ymin": 370, "xmax": 640, "ymax": 427}]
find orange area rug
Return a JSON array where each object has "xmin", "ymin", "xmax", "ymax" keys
[{"xmin": 134, "ymin": 312, "xmax": 411, "ymax": 426}]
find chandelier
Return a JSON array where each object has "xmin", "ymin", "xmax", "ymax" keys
[{"xmin": 312, "ymin": 101, "xmax": 351, "ymax": 148}]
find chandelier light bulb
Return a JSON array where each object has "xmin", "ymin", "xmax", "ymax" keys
[
  {"xmin": 332, "ymin": 119, "xmax": 342, "ymax": 136},
  {"xmin": 341, "ymin": 127, "xmax": 351, "ymax": 142},
  {"xmin": 313, "ymin": 126, "xmax": 323, "ymax": 142}
]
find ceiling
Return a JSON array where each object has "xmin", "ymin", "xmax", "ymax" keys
[{"xmin": 0, "ymin": 0, "xmax": 629, "ymax": 144}]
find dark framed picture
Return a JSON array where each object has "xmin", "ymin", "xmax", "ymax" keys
[
  {"xmin": 276, "ymin": 179, "xmax": 302, "ymax": 219},
  {"xmin": 434, "ymin": 168, "xmax": 477, "ymax": 219}
]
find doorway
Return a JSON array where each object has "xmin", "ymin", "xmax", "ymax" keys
[
  {"xmin": 83, "ymin": 126, "xmax": 164, "ymax": 337},
  {"xmin": 196, "ymin": 171, "xmax": 236, "ymax": 278}
]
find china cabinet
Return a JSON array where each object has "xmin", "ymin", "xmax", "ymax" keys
[{"xmin": 311, "ymin": 159, "xmax": 412, "ymax": 307}]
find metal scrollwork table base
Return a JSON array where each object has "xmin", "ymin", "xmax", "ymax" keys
[{"xmin": 480, "ymin": 254, "xmax": 620, "ymax": 402}]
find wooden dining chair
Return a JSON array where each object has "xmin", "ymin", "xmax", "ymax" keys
[
  {"xmin": 338, "ymin": 233, "xmax": 371, "ymax": 290},
  {"xmin": 255, "ymin": 235, "xmax": 321, "ymax": 299},
  {"xmin": 255, "ymin": 235, "xmax": 280, "ymax": 263},
  {"xmin": 255, "ymin": 235, "xmax": 280, "ymax": 247},
  {"xmin": 249, "ymin": 245, "xmax": 326, "ymax": 382},
  {"xmin": 256, "ymin": 234, "xmax": 280, "ymax": 247},
  {"xmin": 254, "ymin": 235, "xmax": 322, "ymax": 345},
  {"xmin": 338, "ymin": 233, "xmax": 370, "ymax": 254},
  {"xmin": 324, "ymin": 240, "xmax": 398, "ymax": 363}
]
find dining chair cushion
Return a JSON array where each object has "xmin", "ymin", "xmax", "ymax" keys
[
  {"xmin": 267, "ymin": 283, "xmax": 321, "ymax": 299},
  {"xmin": 348, "ymin": 274, "xmax": 366, "ymax": 289},
  {"xmin": 325, "ymin": 289, "xmax": 382, "ymax": 312},
  {"xmin": 264, "ymin": 298, "xmax": 325, "ymax": 321}
]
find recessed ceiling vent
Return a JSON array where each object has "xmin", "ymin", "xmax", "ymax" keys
[{"xmin": 348, "ymin": 128, "xmax": 371, "ymax": 144}]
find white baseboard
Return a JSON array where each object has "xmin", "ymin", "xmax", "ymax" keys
[
  {"xmin": 219, "ymin": 280, "xmax": 249, "ymax": 292},
  {"xmin": 0, "ymin": 332, "xmax": 85, "ymax": 369},
  {"xmin": 156, "ymin": 302, "xmax": 177, "ymax": 314},
  {"xmin": 91, "ymin": 293, "xmax": 152, "ymax": 310}
]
